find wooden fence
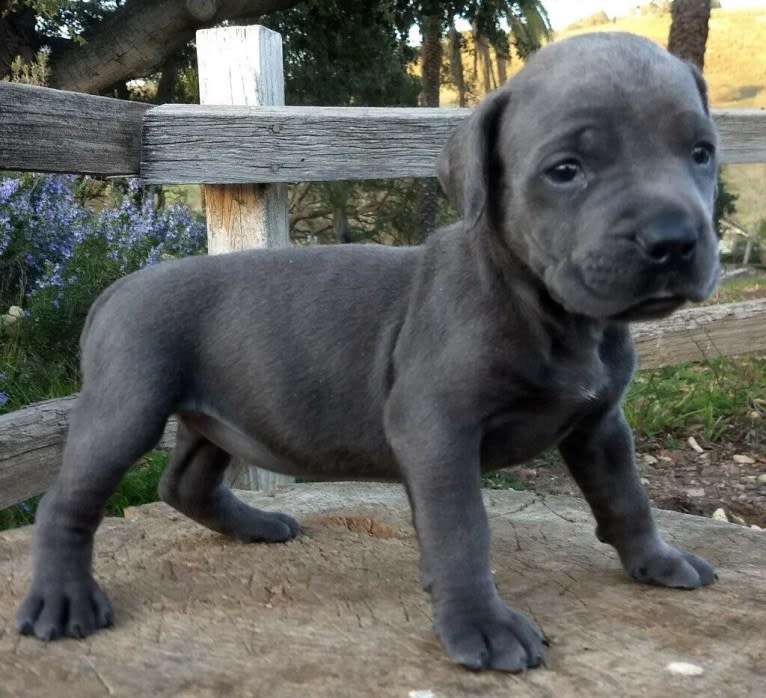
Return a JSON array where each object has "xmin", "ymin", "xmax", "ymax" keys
[{"xmin": 1, "ymin": 26, "xmax": 766, "ymax": 510}]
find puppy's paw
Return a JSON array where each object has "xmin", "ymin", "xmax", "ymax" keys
[
  {"xmin": 627, "ymin": 544, "xmax": 716, "ymax": 589},
  {"xmin": 229, "ymin": 509, "xmax": 301, "ymax": 543},
  {"xmin": 434, "ymin": 594, "xmax": 546, "ymax": 672},
  {"xmin": 15, "ymin": 576, "xmax": 113, "ymax": 641}
]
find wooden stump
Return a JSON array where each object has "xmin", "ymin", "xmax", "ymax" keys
[{"xmin": 1, "ymin": 484, "xmax": 764, "ymax": 697}]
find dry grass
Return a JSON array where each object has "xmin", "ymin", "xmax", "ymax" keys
[{"xmin": 437, "ymin": 5, "xmax": 766, "ymax": 237}]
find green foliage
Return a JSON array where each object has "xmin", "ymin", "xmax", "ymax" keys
[
  {"xmin": 103, "ymin": 451, "xmax": 168, "ymax": 518},
  {"xmin": 9, "ymin": 48, "xmax": 50, "ymax": 85},
  {"xmin": 624, "ymin": 356, "xmax": 766, "ymax": 445},
  {"xmin": 482, "ymin": 469, "xmax": 531, "ymax": 490},
  {"xmin": 264, "ymin": 0, "xmax": 420, "ymax": 107}
]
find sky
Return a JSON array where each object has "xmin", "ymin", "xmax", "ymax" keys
[{"xmin": 543, "ymin": 0, "xmax": 766, "ymax": 29}]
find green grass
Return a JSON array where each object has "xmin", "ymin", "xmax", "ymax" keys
[
  {"xmin": 624, "ymin": 356, "xmax": 765, "ymax": 447},
  {"xmin": 481, "ymin": 470, "xmax": 531, "ymax": 491}
]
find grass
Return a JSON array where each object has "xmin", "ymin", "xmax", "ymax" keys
[
  {"xmin": 482, "ymin": 470, "xmax": 532, "ymax": 491},
  {"xmin": 625, "ymin": 356, "xmax": 765, "ymax": 447}
]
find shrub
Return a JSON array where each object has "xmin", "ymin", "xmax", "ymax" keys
[{"xmin": 0, "ymin": 174, "xmax": 207, "ymax": 401}]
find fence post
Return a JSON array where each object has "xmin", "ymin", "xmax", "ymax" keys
[{"xmin": 196, "ymin": 25, "xmax": 294, "ymax": 491}]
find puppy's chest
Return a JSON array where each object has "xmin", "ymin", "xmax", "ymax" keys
[{"xmin": 480, "ymin": 350, "xmax": 616, "ymax": 466}]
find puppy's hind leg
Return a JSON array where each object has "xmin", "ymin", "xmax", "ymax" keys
[
  {"xmin": 158, "ymin": 417, "xmax": 300, "ymax": 542},
  {"xmin": 15, "ymin": 389, "xmax": 169, "ymax": 641}
]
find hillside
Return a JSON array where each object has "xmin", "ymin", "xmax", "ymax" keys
[
  {"xmin": 437, "ymin": 4, "xmax": 766, "ymax": 235},
  {"xmin": 557, "ymin": 6, "xmax": 766, "ymax": 109}
]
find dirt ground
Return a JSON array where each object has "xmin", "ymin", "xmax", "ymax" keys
[{"xmin": 511, "ymin": 439, "xmax": 766, "ymax": 529}]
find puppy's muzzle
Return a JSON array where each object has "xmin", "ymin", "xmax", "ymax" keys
[{"xmin": 635, "ymin": 209, "xmax": 699, "ymax": 267}]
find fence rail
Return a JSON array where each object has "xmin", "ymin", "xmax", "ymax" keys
[
  {"xmin": 3, "ymin": 81, "xmax": 766, "ymax": 181},
  {"xmin": 2, "ymin": 37, "xmax": 766, "ymax": 509}
]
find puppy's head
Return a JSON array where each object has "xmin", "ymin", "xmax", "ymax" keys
[{"xmin": 438, "ymin": 32, "xmax": 719, "ymax": 321}]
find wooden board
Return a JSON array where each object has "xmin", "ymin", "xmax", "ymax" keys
[
  {"xmin": 631, "ymin": 298, "xmax": 766, "ymax": 369},
  {"xmin": 140, "ymin": 105, "xmax": 464, "ymax": 183},
  {"xmin": 0, "ymin": 397, "xmax": 176, "ymax": 510},
  {"xmin": 0, "ymin": 82, "xmax": 148, "ymax": 176},
  {"xmin": 1, "ymin": 483, "xmax": 763, "ymax": 697},
  {"xmin": 140, "ymin": 107, "xmax": 766, "ymax": 184}
]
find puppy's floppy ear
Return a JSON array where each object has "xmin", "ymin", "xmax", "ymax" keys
[
  {"xmin": 685, "ymin": 61, "xmax": 710, "ymax": 116},
  {"xmin": 437, "ymin": 88, "xmax": 511, "ymax": 232}
]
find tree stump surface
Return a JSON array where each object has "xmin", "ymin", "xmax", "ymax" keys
[{"xmin": 0, "ymin": 483, "xmax": 763, "ymax": 697}]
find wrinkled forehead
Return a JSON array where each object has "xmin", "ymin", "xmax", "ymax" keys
[{"xmin": 509, "ymin": 33, "xmax": 708, "ymax": 132}]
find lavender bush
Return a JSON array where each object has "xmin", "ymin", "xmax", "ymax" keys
[{"xmin": 1, "ymin": 174, "xmax": 206, "ymax": 407}]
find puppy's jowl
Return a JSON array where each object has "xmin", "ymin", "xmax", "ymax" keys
[{"xmin": 17, "ymin": 32, "xmax": 719, "ymax": 672}]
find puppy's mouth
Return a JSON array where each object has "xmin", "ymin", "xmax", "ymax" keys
[{"xmin": 613, "ymin": 292, "xmax": 686, "ymax": 321}]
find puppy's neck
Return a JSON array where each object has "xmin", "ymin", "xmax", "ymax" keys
[{"xmin": 467, "ymin": 224, "xmax": 608, "ymax": 347}]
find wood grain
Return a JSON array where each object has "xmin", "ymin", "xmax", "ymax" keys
[
  {"xmin": 0, "ymin": 81, "xmax": 147, "ymax": 176},
  {"xmin": 631, "ymin": 297, "xmax": 766, "ymax": 369},
  {"xmin": 0, "ymin": 395, "xmax": 177, "ymax": 510},
  {"xmin": 140, "ymin": 107, "xmax": 766, "ymax": 184},
  {"xmin": 1, "ymin": 483, "xmax": 763, "ymax": 697}
]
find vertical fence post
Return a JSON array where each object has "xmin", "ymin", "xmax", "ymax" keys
[{"xmin": 196, "ymin": 25, "xmax": 294, "ymax": 491}]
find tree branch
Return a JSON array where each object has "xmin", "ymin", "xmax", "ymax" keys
[{"xmin": 48, "ymin": 0, "xmax": 303, "ymax": 94}]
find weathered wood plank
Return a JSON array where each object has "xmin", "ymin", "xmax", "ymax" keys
[
  {"xmin": 140, "ymin": 105, "xmax": 468, "ymax": 183},
  {"xmin": 0, "ymin": 81, "xmax": 148, "ymax": 176},
  {"xmin": 714, "ymin": 109, "xmax": 766, "ymax": 165},
  {"xmin": 631, "ymin": 298, "xmax": 766, "ymax": 369},
  {"xmin": 1, "ymin": 299, "xmax": 764, "ymax": 509},
  {"xmin": 0, "ymin": 396, "xmax": 176, "ymax": 510},
  {"xmin": 140, "ymin": 107, "xmax": 766, "ymax": 184}
]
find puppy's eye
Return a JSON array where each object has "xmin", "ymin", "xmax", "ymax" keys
[
  {"xmin": 544, "ymin": 159, "xmax": 583, "ymax": 185},
  {"xmin": 692, "ymin": 142, "xmax": 714, "ymax": 166}
]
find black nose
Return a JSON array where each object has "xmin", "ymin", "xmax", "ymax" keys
[{"xmin": 636, "ymin": 211, "xmax": 699, "ymax": 265}]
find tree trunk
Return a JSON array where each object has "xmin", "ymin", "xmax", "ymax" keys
[
  {"xmin": 472, "ymin": 22, "xmax": 494, "ymax": 94},
  {"xmin": 419, "ymin": 11, "xmax": 442, "ymax": 107},
  {"xmin": 155, "ymin": 53, "xmax": 180, "ymax": 104},
  {"xmin": 0, "ymin": 3, "xmax": 38, "ymax": 77},
  {"xmin": 447, "ymin": 24, "xmax": 466, "ymax": 107},
  {"xmin": 37, "ymin": 0, "xmax": 302, "ymax": 94},
  {"xmin": 667, "ymin": 0, "xmax": 711, "ymax": 70},
  {"xmin": 494, "ymin": 36, "xmax": 509, "ymax": 85},
  {"xmin": 415, "ymin": 7, "xmax": 442, "ymax": 238}
]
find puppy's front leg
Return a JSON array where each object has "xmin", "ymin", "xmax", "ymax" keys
[
  {"xmin": 559, "ymin": 407, "xmax": 716, "ymax": 588},
  {"xmin": 385, "ymin": 395, "xmax": 545, "ymax": 673}
]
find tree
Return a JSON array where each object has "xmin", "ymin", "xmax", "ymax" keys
[
  {"xmin": 666, "ymin": 0, "xmax": 733, "ymax": 233},
  {"xmin": 0, "ymin": 0, "xmax": 303, "ymax": 94},
  {"xmin": 395, "ymin": 1, "xmax": 551, "ymax": 235},
  {"xmin": 667, "ymin": 0, "xmax": 711, "ymax": 70},
  {"xmin": 262, "ymin": 0, "xmax": 422, "ymax": 244}
]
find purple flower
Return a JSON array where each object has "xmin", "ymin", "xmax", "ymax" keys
[{"xmin": 2, "ymin": 174, "xmax": 207, "ymax": 306}]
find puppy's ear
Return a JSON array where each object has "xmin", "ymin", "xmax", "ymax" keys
[
  {"xmin": 437, "ymin": 88, "xmax": 511, "ymax": 232},
  {"xmin": 685, "ymin": 61, "xmax": 710, "ymax": 116}
]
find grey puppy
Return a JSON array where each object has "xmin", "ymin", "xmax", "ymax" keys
[{"xmin": 16, "ymin": 32, "xmax": 719, "ymax": 673}]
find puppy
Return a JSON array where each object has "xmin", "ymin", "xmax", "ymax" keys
[{"xmin": 16, "ymin": 32, "xmax": 719, "ymax": 672}]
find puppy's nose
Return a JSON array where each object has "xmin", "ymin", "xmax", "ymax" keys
[{"xmin": 636, "ymin": 211, "xmax": 698, "ymax": 265}]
